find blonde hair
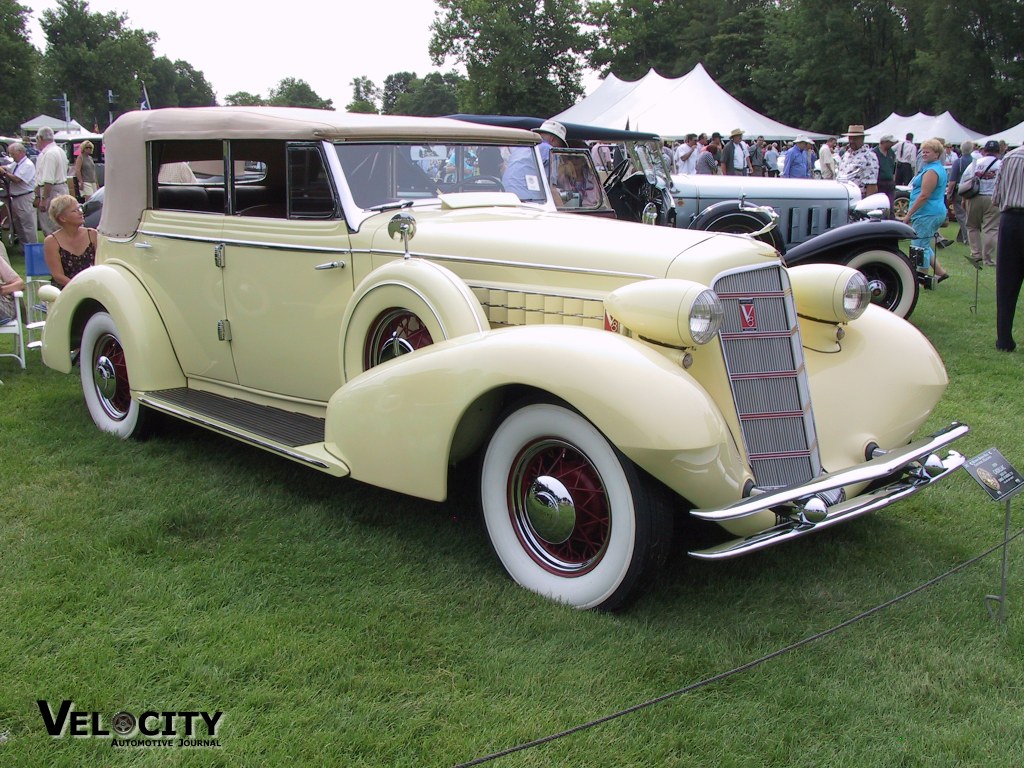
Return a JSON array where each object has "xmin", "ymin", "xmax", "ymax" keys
[
  {"xmin": 920, "ymin": 138, "xmax": 944, "ymax": 156},
  {"xmin": 48, "ymin": 194, "xmax": 81, "ymax": 223}
]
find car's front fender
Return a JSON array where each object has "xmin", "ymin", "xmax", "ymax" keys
[
  {"xmin": 324, "ymin": 325, "xmax": 747, "ymax": 506},
  {"xmin": 41, "ymin": 265, "xmax": 185, "ymax": 391},
  {"xmin": 784, "ymin": 220, "xmax": 916, "ymax": 265}
]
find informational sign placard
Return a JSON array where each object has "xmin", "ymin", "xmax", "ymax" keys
[{"xmin": 965, "ymin": 448, "xmax": 1024, "ymax": 501}]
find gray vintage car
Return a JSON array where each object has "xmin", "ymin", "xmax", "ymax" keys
[
  {"xmin": 661, "ymin": 149, "xmax": 921, "ymax": 319},
  {"xmin": 450, "ymin": 117, "xmax": 923, "ymax": 319}
]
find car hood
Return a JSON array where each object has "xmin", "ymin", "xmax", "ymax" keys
[
  {"xmin": 671, "ymin": 173, "xmax": 859, "ymax": 204},
  {"xmin": 360, "ymin": 202, "xmax": 779, "ymax": 288}
]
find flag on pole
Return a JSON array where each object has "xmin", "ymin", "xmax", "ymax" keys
[{"xmin": 139, "ymin": 82, "xmax": 151, "ymax": 110}]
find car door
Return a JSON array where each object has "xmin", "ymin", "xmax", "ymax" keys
[
  {"xmin": 133, "ymin": 204, "xmax": 237, "ymax": 384},
  {"xmin": 220, "ymin": 143, "xmax": 355, "ymax": 402}
]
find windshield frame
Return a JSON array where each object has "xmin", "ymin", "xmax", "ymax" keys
[{"xmin": 330, "ymin": 140, "xmax": 551, "ymax": 230}]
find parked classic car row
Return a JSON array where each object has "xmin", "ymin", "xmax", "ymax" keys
[
  {"xmin": 41, "ymin": 107, "xmax": 966, "ymax": 610},
  {"xmin": 449, "ymin": 115, "xmax": 924, "ymax": 319}
]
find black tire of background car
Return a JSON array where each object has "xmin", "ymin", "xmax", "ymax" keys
[{"xmin": 696, "ymin": 209, "xmax": 786, "ymax": 254}]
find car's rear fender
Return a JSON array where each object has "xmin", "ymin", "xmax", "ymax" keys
[
  {"xmin": 41, "ymin": 265, "xmax": 185, "ymax": 391},
  {"xmin": 784, "ymin": 220, "xmax": 916, "ymax": 265},
  {"xmin": 324, "ymin": 324, "xmax": 748, "ymax": 506}
]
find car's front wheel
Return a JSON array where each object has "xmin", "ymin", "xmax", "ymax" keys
[
  {"xmin": 80, "ymin": 312, "xmax": 150, "ymax": 438},
  {"xmin": 845, "ymin": 247, "xmax": 919, "ymax": 319},
  {"xmin": 480, "ymin": 401, "xmax": 672, "ymax": 610}
]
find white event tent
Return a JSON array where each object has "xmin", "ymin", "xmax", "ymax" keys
[
  {"xmin": 864, "ymin": 112, "xmax": 982, "ymax": 146},
  {"xmin": 20, "ymin": 113, "xmax": 86, "ymax": 135},
  {"xmin": 983, "ymin": 120, "xmax": 1024, "ymax": 148},
  {"xmin": 554, "ymin": 63, "xmax": 827, "ymax": 141}
]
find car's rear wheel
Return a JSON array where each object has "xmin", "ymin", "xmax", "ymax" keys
[
  {"xmin": 480, "ymin": 401, "xmax": 672, "ymax": 610},
  {"xmin": 80, "ymin": 312, "xmax": 150, "ymax": 439},
  {"xmin": 845, "ymin": 247, "xmax": 919, "ymax": 318}
]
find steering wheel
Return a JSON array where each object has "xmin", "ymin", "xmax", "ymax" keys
[{"xmin": 454, "ymin": 175, "xmax": 504, "ymax": 193}]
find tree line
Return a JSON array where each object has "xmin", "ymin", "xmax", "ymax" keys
[
  {"xmin": 418, "ymin": 0, "xmax": 1023, "ymax": 135},
  {"xmin": 4, "ymin": 0, "xmax": 1020, "ymax": 137}
]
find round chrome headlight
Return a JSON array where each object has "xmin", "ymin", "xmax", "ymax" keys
[
  {"xmin": 604, "ymin": 280, "xmax": 723, "ymax": 347},
  {"xmin": 842, "ymin": 271, "xmax": 871, "ymax": 321},
  {"xmin": 689, "ymin": 289, "xmax": 725, "ymax": 345}
]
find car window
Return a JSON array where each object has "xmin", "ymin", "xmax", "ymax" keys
[
  {"xmin": 333, "ymin": 142, "xmax": 545, "ymax": 210},
  {"xmin": 150, "ymin": 139, "xmax": 313, "ymax": 219},
  {"xmin": 287, "ymin": 145, "xmax": 336, "ymax": 218},
  {"xmin": 548, "ymin": 150, "xmax": 606, "ymax": 211}
]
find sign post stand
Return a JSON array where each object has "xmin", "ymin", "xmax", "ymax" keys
[{"xmin": 964, "ymin": 448, "xmax": 1023, "ymax": 624}]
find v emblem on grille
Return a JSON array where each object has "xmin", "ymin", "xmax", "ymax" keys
[{"xmin": 740, "ymin": 300, "xmax": 757, "ymax": 331}]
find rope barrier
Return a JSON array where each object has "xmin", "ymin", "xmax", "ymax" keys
[{"xmin": 454, "ymin": 527, "xmax": 1023, "ymax": 767}]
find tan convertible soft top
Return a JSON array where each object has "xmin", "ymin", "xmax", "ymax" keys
[{"xmin": 101, "ymin": 107, "xmax": 540, "ymax": 236}]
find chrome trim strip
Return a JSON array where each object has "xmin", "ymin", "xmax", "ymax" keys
[
  {"xmin": 136, "ymin": 228, "xmax": 351, "ymax": 255},
  {"xmin": 691, "ymin": 422, "xmax": 969, "ymax": 523},
  {"xmin": 365, "ymin": 248, "xmax": 658, "ymax": 280},
  {"xmin": 137, "ymin": 394, "xmax": 333, "ymax": 470}
]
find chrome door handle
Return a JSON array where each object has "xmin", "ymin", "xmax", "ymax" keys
[
  {"xmin": 314, "ymin": 260, "xmax": 346, "ymax": 270},
  {"xmin": 134, "ymin": 241, "xmax": 153, "ymax": 249}
]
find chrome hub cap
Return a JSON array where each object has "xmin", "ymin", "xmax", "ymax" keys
[
  {"xmin": 93, "ymin": 355, "xmax": 118, "ymax": 401},
  {"xmin": 525, "ymin": 475, "xmax": 576, "ymax": 544}
]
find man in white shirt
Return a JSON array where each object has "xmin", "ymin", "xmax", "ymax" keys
[
  {"xmin": 0, "ymin": 142, "xmax": 39, "ymax": 244},
  {"xmin": 33, "ymin": 126, "xmax": 70, "ymax": 235},
  {"xmin": 894, "ymin": 133, "xmax": 916, "ymax": 185},
  {"xmin": 818, "ymin": 137, "xmax": 838, "ymax": 180},
  {"xmin": 962, "ymin": 140, "xmax": 1003, "ymax": 266},
  {"xmin": 674, "ymin": 134, "xmax": 698, "ymax": 174}
]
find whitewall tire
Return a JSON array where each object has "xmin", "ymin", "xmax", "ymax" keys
[
  {"xmin": 480, "ymin": 402, "xmax": 672, "ymax": 610},
  {"xmin": 80, "ymin": 312, "xmax": 149, "ymax": 439},
  {"xmin": 845, "ymin": 247, "xmax": 919, "ymax": 318}
]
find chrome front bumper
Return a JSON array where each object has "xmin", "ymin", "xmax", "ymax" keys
[{"xmin": 688, "ymin": 422, "xmax": 969, "ymax": 560}]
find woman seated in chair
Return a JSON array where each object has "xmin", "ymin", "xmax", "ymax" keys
[
  {"xmin": 0, "ymin": 248, "xmax": 25, "ymax": 324},
  {"xmin": 43, "ymin": 194, "xmax": 97, "ymax": 288}
]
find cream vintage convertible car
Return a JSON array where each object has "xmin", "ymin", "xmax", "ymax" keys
[{"xmin": 41, "ymin": 107, "xmax": 967, "ymax": 610}]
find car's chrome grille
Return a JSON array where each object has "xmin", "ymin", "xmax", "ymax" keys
[{"xmin": 714, "ymin": 264, "xmax": 821, "ymax": 489}]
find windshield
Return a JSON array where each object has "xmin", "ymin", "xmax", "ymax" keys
[
  {"xmin": 333, "ymin": 142, "xmax": 546, "ymax": 210},
  {"xmin": 633, "ymin": 142, "xmax": 670, "ymax": 186}
]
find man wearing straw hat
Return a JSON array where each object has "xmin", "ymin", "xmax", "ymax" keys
[
  {"xmin": 720, "ymin": 128, "xmax": 752, "ymax": 176},
  {"xmin": 837, "ymin": 124, "xmax": 879, "ymax": 196}
]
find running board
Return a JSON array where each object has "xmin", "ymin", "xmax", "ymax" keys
[{"xmin": 138, "ymin": 388, "xmax": 349, "ymax": 477}]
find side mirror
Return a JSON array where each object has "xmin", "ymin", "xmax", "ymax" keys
[{"xmin": 388, "ymin": 212, "xmax": 417, "ymax": 258}]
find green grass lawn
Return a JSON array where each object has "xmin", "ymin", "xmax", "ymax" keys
[{"xmin": 1, "ymin": 226, "xmax": 1022, "ymax": 767}]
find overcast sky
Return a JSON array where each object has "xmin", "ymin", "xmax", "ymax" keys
[{"xmin": 23, "ymin": 0, "xmax": 448, "ymax": 109}]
